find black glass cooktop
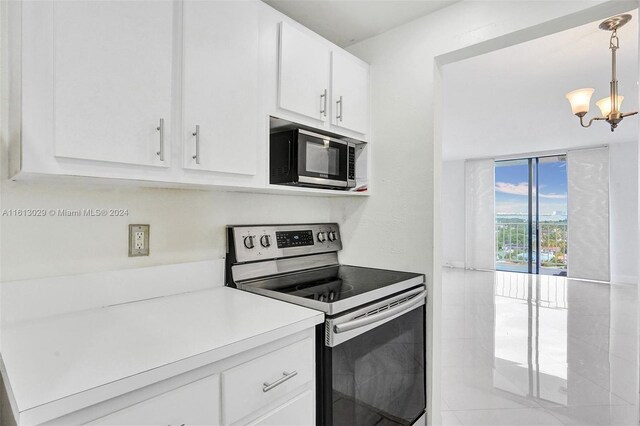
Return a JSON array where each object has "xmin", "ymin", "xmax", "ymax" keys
[{"xmin": 240, "ymin": 265, "xmax": 424, "ymax": 315}]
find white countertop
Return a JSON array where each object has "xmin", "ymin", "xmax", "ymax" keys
[{"xmin": 1, "ymin": 286, "xmax": 323, "ymax": 423}]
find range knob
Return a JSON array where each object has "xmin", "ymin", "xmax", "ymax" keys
[
  {"xmin": 328, "ymin": 231, "xmax": 337, "ymax": 241},
  {"xmin": 317, "ymin": 232, "xmax": 327, "ymax": 242},
  {"xmin": 243, "ymin": 235, "xmax": 255, "ymax": 249},
  {"xmin": 260, "ymin": 235, "xmax": 271, "ymax": 248}
]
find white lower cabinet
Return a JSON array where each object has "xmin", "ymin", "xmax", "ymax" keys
[
  {"xmin": 67, "ymin": 334, "xmax": 314, "ymax": 426},
  {"xmin": 89, "ymin": 374, "xmax": 221, "ymax": 426},
  {"xmin": 221, "ymin": 338, "xmax": 313, "ymax": 425},
  {"xmin": 247, "ymin": 391, "xmax": 313, "ymax": 426}
]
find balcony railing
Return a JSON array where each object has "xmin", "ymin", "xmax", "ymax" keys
[{"xmin": 496, "ymin": 222, "xmax": 567, "ymax": 271}]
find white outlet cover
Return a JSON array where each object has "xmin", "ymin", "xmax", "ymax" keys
[{"xmin": 129, "ymin": 225, "xmax": 150, "ymax": 257}]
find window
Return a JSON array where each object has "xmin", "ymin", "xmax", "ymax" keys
[{"xmin": 495, "ymin": 156, "xmax": 567, "ymax": 275}]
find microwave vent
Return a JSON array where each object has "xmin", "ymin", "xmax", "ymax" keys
[{"xmin": 271, "ymin": 166, "xmax": 290, "ymax": 178}]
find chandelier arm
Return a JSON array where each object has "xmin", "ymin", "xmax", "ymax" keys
[
  {"xmin": 620, "ymin": 111, "xmax": 638, "ymax": 118},
  {"xmin": 579, "ymin": 115, "xmax": 606, "ymax": 128}
]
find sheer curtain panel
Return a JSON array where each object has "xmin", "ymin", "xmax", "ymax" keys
[
  {"xmin": 465, "ymin": 159, "xmax": 495, "ymax": 270},
  {"xmin": 567, "ymin": 147, "xmax": 610, "ymax": 282}
]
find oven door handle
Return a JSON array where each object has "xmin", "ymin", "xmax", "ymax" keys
[{"xmin": 334, "ymin": 290, "xmax": 426, "ymax": 334}]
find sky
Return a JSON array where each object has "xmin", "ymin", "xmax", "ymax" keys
[{"xmin": 495, "ymin": 158, "xmax": 567, "ymax": 216}]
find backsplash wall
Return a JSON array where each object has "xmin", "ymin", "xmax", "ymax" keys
[{"xmin": 0, "ymin": 182, "xmax": 332, "ymax": 282}]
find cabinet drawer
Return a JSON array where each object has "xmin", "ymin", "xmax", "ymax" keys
[
  {"xmin": 247, "ymin": 390, "xmax": 314, "ymax": 426},
  {"xmin": 222, "ymin": 338, "xmax": 313, "ymax": 425},
  {"xmin": 89, "ymin": 374, "xmax": 220, "ymax": 425}
]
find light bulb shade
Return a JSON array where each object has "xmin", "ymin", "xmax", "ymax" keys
[
  {"xmin": 565, "ymin": 88, "xmax": 595, "ymax": 115},
  {"xmin": 595, "ymin": 95, "xmax": 624, "ymax": 117}
]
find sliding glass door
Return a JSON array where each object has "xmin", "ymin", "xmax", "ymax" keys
[{"xmin": 495, "ymin": 156, "xmax": 567, "ymax": 275}]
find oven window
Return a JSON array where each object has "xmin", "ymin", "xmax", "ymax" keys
[
  {"xmin": 329, "ymin": 307, "xmax": 425, "ymax": 425},
  {"xmin": 306, "ymin": 141, "xmax": 339, "ymax": 175}
]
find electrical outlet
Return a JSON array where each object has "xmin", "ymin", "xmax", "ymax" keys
[{"xmin": 129, "ymin": 224, "xmax": 150, "ymax": 257}]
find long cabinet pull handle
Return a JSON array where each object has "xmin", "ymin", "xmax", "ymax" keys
[
  {"xmin": 156, "ymin": 118, "xmax": 165, "ymax": 161},
  {"xmin": 336, "ymin": 96, "xmax": 343, "ymax": 122},
  {"xmin": 263, "ymin": 370, "xmax": 298, "ymax": 393},
  {"xmin": 320, "ymin": 89, "xmax": 327, "ymax": 117},
  {"xmin": 192, "ymin": 124, "xmax": 200, "ymax": 165}
]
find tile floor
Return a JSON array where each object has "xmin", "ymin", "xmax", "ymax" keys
[{"xmin": 441, "ymin": 268, "xmax": 639, "ymax": 426}]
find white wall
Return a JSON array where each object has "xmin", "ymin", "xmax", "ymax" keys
[
  {"xmin": 0, "ymin": 183, "xmax": 332, "ymax": 281},
  {"xmin": 610, "ymin": 141, "xmax": 639, "ymax": 284},
  {"xmin": 344, "ymin": 1, "xmax": 635, "ymax": 423},
  {"xmin": 441, "ymin": 160, "xmax": 465, "ymax": 268}
]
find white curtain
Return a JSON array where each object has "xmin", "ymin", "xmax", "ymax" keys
[
  {"xmin": 567, "ymin": 147, "xmax": 610, "ymax": 282},
  {"xmin": 465, "ymin": 159, "xmax": 495, "ymax": 270}
]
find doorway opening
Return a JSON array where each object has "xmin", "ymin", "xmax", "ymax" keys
[{"xmin": 495, "ymin": 155, "xmax": 568, "ymax": 275}]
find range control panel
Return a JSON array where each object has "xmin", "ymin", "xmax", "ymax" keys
[
  {"xmin": 276, "ymin": 230, "xmax": 314, "ymax": 248},
  {"xmin": 229, "ymin": 223, "xmax": 342, "ymax": 263}
]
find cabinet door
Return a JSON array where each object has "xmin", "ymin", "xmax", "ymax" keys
[
  {"xmin": 90, "ymin": 374, "xmax": 220, "ymax": 425},
  {"xmin": 278, "ymin": 22, "xmax": 331, "ymax": 122},
  {"xmin": 331, "ymin": 51, "xmax": 369, "ymax": 135},
  {"xmin": 182, "ymin": 1, "xmax": 258, "ymax": 175},
  {"xmin": 247, "ymin": 391, "xmax": 314, "ymax": 426},
  {"xmin": 53, "ymin": 1, "xmax": 173, "ymax": 167}
]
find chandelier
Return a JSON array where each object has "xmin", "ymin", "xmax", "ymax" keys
[{"xmin": 565, "ymin": 14, "xmax": 638, "ymax": 132}]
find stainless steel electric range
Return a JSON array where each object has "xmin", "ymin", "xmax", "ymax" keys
[{"xmin": 225, "ymin": 223, "xmax": 426, "ymax": 426}]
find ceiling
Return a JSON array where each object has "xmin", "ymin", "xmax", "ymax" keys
[
  {"xmin": 443, "ymin": 9, "xmax": 639, "ymax": 161},
  {"xmin": 262, "ymin": 0, "xmax": 459, "ymax": 47}
]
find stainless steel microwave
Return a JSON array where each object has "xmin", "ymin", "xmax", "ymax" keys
[{"xmin": 270, "ymin": 129, "xmax": 356, "ymax": 190}]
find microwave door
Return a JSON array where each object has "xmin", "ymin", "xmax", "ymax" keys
[{"xmin": 297, "ymin": 132, "xmax": 348, "ymax": 187}]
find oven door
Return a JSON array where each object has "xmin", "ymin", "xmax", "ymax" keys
[
  {"xmin": 297, "ymin": 129, "xmax": 348, "ymax": 188},
  {"xmin": 319, "ymin": 288, "xmax": 426, "ymax": 426}
]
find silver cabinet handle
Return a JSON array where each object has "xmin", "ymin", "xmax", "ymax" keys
[
  {"xmin": 320, "ymin": 89, "xmax": 327, "ymax": 118},
  {"xmin": 263, "ymin": 370, "xmax": 298, "ymax": 393},
  {"xmin": 192, "ymin": 124, "xmax": 200, "ymax": 165},
  {"xmin": 336, "ymin": 96, "xmax": 343, "ymax": 122},
  {"xmin": 156, "ymin": 118, "xmax": 165, "ymax": 161}
]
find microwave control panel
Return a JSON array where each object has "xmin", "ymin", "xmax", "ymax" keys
[{"xmin": 229, "ymin": 223, "xmax": 342, "ymax": 263}]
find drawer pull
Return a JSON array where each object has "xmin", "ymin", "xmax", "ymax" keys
[{"xmin": 263, "ymin": 370, "xmax": 298, "ymax": 393}]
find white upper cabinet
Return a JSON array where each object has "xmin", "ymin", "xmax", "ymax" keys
[
  {"xmin": 10, "ymin": 0, "xmax": 368, "ymax": 190},
  {"xmin": 53, "ymin": 1, "xmax": 174, "ymax": 167},
  {"xmin": 331, "ymin": 51, "xmax": 369, "ymax": 135},
  {"xmin": 182, "ymin": 1, "xmax": 259, "ymax": 176},
  {"xmin": 277, "ymin": 21, "xmax": 370, "ymax": 138},
  {"xmin": 278, "ymin": 22, "xmax": 331, "ymax": 123}
]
